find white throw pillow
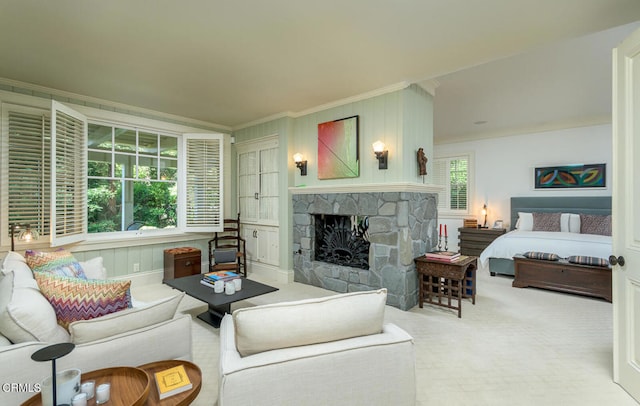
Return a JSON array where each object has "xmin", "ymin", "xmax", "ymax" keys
[
  {"xmin": 233, "ymin": 288, "xmax": 387, "ymax": 357},
  {"xmin": 69, "ymin": 292, "xmax": 184, "ymax": 344},
  {"xmin": 517, "ymin": 212, "xmax": 533, "ymax": 231},
  {"xmin": 561, "ymin": 213, "xmax": 581, "ymax": 233},
  {"xmin": 2, "ymin": 251, "xmax": 38, "ymax": 289},
  {"xmin": 0, "ymin": 271, "xmax": 70, "ymax": 343},
  {"xmin": 79, "ymin": 257, "xmax": 107, "ymax": 280}
]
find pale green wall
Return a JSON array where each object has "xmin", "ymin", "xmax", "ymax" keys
[{"xmin": 232, "ymin": 85, "xmax": 434, "ymax": 273}]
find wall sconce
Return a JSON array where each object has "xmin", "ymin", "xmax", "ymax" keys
[
  {"xmin": 481, "ymin": 204, "xmax": 488, "ymax": 228},
  {"xmin": 293, "ymin": 153, "xmax": 307, "ymax": 176},
  {"xmin": 10, "ymin": 223, "xmax": 39, "ymax": 251},
  {"xmin": 372, "ymin": 141, "xmax": 388, "ymax": 170}
]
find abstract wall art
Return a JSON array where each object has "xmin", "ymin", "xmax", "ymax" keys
[
  {"xmin": 317, "ymin": 115, "xmax": 359, "ymax": 179},
  {"xmin": 534, "ymin": 163, "xmax": 606, "ymax": 189}
]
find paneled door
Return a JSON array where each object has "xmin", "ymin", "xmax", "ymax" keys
[{"xmin": 612, "ymin": 25, "xmax": 640, "ymax": 402}]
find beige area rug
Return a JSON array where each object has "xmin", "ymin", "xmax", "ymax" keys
[{"xmin": 132, "ymin": 266, "xmax": 637, "ymax": 406}]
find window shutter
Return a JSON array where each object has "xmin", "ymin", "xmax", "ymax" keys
[
  {"xmin": 450, "ymin": 158, "xmax": 468, "ymax": 211},
  {"xmin": 432, "ymin": 159, "xmax": 449, "ymax": 210},
  {"xmin": 3, "ymin": 105, "xmax": 51, "ymax": 246},
  {"xmin": 51, "ymin": 101, "xmax": 87, "ymax": 246},
  {"xmin": 181, "ymin": 134, "xmax": 224, "ymax": 232}
]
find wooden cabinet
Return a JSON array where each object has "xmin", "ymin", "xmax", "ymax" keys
[
  {"xmin": 242, "ymin": 225, "xmax": 279, "ymax": 267},
  {"xmin": 163, "ymin": 248, "xmax": 201, "ymax": 281},
  {"xmin": 457, "ymin": 227, "xmax": 506, "ymax": 256}
]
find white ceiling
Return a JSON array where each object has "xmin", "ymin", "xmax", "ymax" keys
[{"xmin": 1, "ymin": 1, "xmax": 639, "ymax": 141}]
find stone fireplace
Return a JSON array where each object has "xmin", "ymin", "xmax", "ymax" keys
[{"xmin": 292, "ymin": 184, "xmax": 438, "ymax": 310}]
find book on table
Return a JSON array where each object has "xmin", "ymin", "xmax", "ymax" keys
[
  {"xmin": 203, "ymin": 270, "xmax": 239, "ymax": 282},
  {"xmin": 425, "ymin": 251, "xmax": 461, "ymax": 262},
  {"xmin": 154, "ymin": 364, "xmax": 192, "ymax": 400}
]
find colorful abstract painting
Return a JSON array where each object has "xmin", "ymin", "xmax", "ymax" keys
[
  {"xmin": 317, "ymin": 116, "xmax": 359, "ymax": 179},
  {"xmin": 534, "ymin": 164, "xmax": 606, "ymax": 189}
]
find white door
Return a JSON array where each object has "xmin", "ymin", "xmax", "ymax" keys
[{"xmin": 612, "ymin": 26, "xmax": 640, "ymax": 402}]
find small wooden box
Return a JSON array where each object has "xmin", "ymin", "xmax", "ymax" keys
[
  {"xmin": 463, "ymin": 218, "xmax": 478, "ymax": 228},
  {"xmin": 163, "ymin": 247, "xmax": 201, "ymax": 281}
]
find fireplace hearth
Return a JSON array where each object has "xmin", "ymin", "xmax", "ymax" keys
[{"xmin": 292, "ymin": 188, "xmax": 438, "ymax": 310}]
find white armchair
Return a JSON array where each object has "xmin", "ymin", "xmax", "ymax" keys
[{"xmin": 218, "ymin": 289, "xmax": 416, "ymax": 406}]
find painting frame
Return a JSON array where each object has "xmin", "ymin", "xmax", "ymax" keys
[
  {"xmin": 317, "ymin": 115, "xmax": 360, "ymax": 180},
  {"xmin": 534, "ymin": 163, "xmax": 606, "ymax": 189}
]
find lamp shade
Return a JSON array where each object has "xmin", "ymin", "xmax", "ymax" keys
[
  {"xmin": 293, "ymin": 153, "xmax": 304, "ymax": 163},
  {"xmin": 372, "ymin": 141, "xmax": 385, "ymax": 153}
]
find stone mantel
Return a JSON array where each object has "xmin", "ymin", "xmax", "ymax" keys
[{"xmin": 289, "ymin": 182, "xmax": 444, "ymax": 195}]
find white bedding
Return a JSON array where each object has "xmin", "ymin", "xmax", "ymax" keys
[{"xmin": 479, "ymin": 230, "xmax": 612, "ymax": 267}]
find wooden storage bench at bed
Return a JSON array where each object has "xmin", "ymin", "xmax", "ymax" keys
[{"xmin": 512, "ymin": 256, "xmax": 612, "ymax": 302}]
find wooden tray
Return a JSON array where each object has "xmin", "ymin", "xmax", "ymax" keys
[
  {"xmin": 22, "ymin": 366, "xmax": 150, "ymax": 406},
  {"xmin": 137, "ymin": 360, "xmax": 202, "ymax": 406}
]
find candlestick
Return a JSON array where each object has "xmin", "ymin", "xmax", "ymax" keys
[
  {"xmin": 437, "ymin": 235, "xmax": 442, "ymax": 251},
  {"xmin": 444, "ymin": 236, "xmax": 448, "ymax": 251}
]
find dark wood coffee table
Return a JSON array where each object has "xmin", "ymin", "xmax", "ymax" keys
[{"xmin": 164, "ymin": 274, "xmax": 278, "ymax": 327}]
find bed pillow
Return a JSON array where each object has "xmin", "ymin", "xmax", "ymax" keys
[
  {"xmin": 523, "ymin": 251, "xmax": 560, "ymax": 261},
  {"xmin": 25, "ymin": 249, "xmax": 87, "ymax": 279},
  {"xmin": 560, "ymin": 213, "xmax": 581, "ymax": 233},
  {"xmin": 532, "ymin": 212, "xmax": 561, "ymax": 232},
  {"xmin": 516, "ymin": 212, "xmax": 533, "ymax": 231},
  {"xmin": 567, "ymin": 255, "xmax": 610, "ymax": 268},
  {"xmin": 580, "ymin": 214, "xmax": 612, "ymax": 236},
  {"xmin": 34, "ymin": 273, "xmax": 132, "ymax": 329}
]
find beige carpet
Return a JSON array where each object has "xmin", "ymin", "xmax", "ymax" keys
[{"xmin": 132, "ymin": 265, "xmax": 638, "ymax": 406}]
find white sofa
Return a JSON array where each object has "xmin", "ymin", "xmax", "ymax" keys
[
  {"xmin": 218, "ymin": 289, "xmax": 416, "ymax": 406},
  {"xmin": 0, "ymin": 252, "xmax": 192, "ymax": 405}
]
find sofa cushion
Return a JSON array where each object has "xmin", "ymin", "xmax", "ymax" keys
[
  {"xmin": 25, "ymin": 249, "xmax": 87, "ymax": 279},
  {"xmin": 0, "ymin": 271, "xmax": 70, "ymax": 343},
  {"xmin": 34, "ymin": 273, "xmax": 132, "ymax": 329},
  {"xmin": 233, "ymin": 288, "xmax": 387, "ymax": 357},
  {"xmin": 79, "ymin": 256, "xmax": 107, "ymax": 280},
  {"xmin": 2, "ymin": 251, "xmax": 38, "ymax": 289},
  {"xmin": 69, "ymin": 292, "xmax": 184, "ymax": 344}
]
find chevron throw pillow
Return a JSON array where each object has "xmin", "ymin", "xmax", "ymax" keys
[
  {"xmin": 34, "ymin": 273, "xmax": 132, "ymax": 329},
  {"xmin": 25, "ymin": 249, "xmax": 87, "ymax": 279}
]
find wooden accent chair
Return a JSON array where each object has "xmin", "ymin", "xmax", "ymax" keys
[{"xmin": 208, "ymin": 213, "xmax": 247, "ymax": 276}]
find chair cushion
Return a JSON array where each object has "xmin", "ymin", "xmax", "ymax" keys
[
  {"xmin": 34, "ymin": 273, "xmax": 132, "ymax": 329},
  {"xmin": 25, "ymin": 249, "xmax": 87, "ymax": 279},
  {"xmin": 69, "ymin": 292, "xmax": 184, "ymax": 344},
  {"xmin": 0, "ymin": 271, "xmax": 70, "ymax": 343},
  {"xmin": 233, "ymin": 288, "xmax": 387, "ymax": 357},
  {"xmin": 214, "ymin": 249, "xmax": 237, "ymax": 264}
]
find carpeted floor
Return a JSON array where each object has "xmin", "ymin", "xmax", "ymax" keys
[{"xmin": 132, "ymin": 265, "xmax": 637, "ymax": 406}]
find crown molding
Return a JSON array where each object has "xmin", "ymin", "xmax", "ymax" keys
[
  {"xmin": 289, "ymin": 182, "xmax": 444, "ymax": 195},
  {"xmin": 0, "ymin": 77, "xmax": 231, "ymax": 132}
]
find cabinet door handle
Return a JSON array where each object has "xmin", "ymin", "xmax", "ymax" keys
[
  {"xmin": 254, "ymin": 192, "xmax": 259, "ymax": 200},
  {"xmin": 253, "ymin": 230, "xmax": 258, "ymax": 238},
  {"xmin": 185, "ymin": 261, "xmax": 192, "ymax": 266}
]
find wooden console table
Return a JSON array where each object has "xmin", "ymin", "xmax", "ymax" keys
[{"xmin": 414, "ymin": 255, "xmax": 477, "ymax": 318}]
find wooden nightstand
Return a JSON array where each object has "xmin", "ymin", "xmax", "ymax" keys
[
  {"xmin": 164, "ymin": 247, "xmax": 201, "ymax": 281},
  {"xmin": 457, "ymin": 227, "xmax": 506, "ymax": 256}
]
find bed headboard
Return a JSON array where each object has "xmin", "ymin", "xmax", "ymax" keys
[{"xmin": 510, "ymin": 196, "xmax": 611, "ymax": 230}]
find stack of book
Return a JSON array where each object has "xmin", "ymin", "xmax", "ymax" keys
[
  {"xmin": 200, "ymin": 270, "xmax": 240, "ymax": 288},
  {"xmin": 425, "ymin": 251, "xmax": 461, "ymax": 262}
]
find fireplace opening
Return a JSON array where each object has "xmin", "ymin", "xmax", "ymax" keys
[{"xmin": 314, "ymin": 215, "xmax": 370, "ymax": 269}]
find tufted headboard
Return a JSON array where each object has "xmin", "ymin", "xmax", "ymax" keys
[{"xmin": 510, "ymin": 196, "xmax": 612, "ymax": 231}]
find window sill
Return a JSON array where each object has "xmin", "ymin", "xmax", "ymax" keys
[{"xmin": 73, "ymin": 231, "xmax": 211, "ymax": 252}]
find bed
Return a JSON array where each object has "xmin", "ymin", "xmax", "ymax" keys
[{"xmin": 480, "ymin": 196, "xmax": 612, "ymax": 277}]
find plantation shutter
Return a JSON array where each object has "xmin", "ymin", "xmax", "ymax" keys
[
  {"xmin": 3, "ymin": 105, "xmax": 51, "ymax": 246},
  {"xmin": 51, "ymin": 100, "xmax": 87, "ymax": 246},
  {"xmin": 181, "ymin": 134, "xmax": 224, "ymax": 232},
  {"xmin": 432, "ymin": 159, "xmax": 449, "ymax": 210},
  {"xmin": 449, "ymin": 158, "xmax": 468, "ymax": 211}
]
